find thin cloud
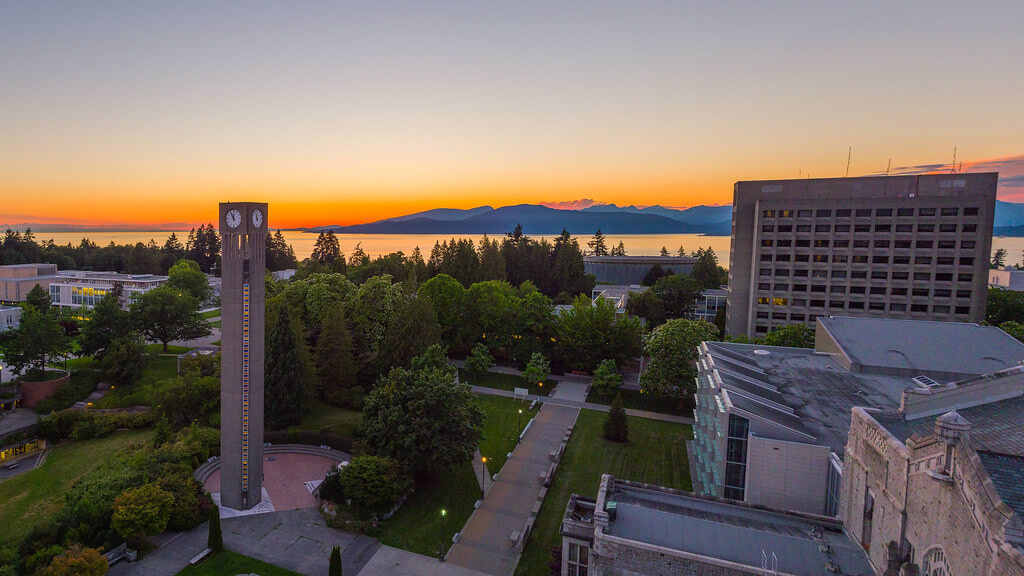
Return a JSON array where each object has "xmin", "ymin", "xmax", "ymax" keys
[{"xmin": 865, "ymin": 153, "xmax": 1024, "ymax": 198}]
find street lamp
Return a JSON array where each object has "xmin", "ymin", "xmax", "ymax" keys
[
  {"xmin": 439, "ymin": 508, "xmax": 448, "ymax": 561},
  {"xmin": 480, "ymin": 456, "xmax": 487, "ymax": 499}
]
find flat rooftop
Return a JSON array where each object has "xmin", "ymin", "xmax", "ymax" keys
[
  {"xmin": 704, "ymin": 341, "xmax": 909, "ymax": 452},
  {"xmin": 819, "ymin": 316, "xmax": 1024, "ymax": 379},
  {"xmin": 583, "ymin": 255, "xmax": 696, "ymax": 263},
  {"xmin": 604, "ymin": 481, "xmax": 872, "ymax": 576},
  {"xmin": 55, "ymin": 271, "xmax": 167, "ymax": 282}
]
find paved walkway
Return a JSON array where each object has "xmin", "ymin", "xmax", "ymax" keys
[
  {"xmin": 445, "ymin": 403, "xmax": 580, "ymax": 576},
  {"xmin": 470, "ymin": 385, "xmax": 693, "ymax": 425},
  {"xmin": 360, "ymin": 545, "xmax": 491, "ymax": 576},
  {"xmin": 548, "ymin": 380, "xmax": 589, "ymax": 402}
]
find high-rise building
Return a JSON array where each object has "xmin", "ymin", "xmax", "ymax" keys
[
  {"xmin": 726, "ymin": 173, "xmax": 997, "ymax": 339},
  {"xmin": 218, "ymin": 202, "xmax": 268, "ymax": 510}
]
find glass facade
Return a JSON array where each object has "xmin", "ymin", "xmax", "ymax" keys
[
  {"xmin": 724, "ymin": 414, "xmax": 749, "ymax": 500},
  {"xmin": 71, "ymin": 286, "xmax": 108, "ymax": 306},
  {"xmin": 49, "ymin": 284, "xmax": 60, "ymax": 304},
  {"xmin": 825, "ymin": 454, "xmax": 843, "ymax": 517}
]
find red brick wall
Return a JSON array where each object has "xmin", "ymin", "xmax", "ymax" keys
[{"xmin": 20, "ymin": 371, "xmax": 69, "ymax": 408}]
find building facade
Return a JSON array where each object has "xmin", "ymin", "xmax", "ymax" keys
[
  {"xmin": 0, "ymin": 264, "xmax": 58, "ymax": 304},
  {"xmin": 990, "ymin": 267, "xmax": 1024, "ymax": 291},
  {"xmin": 0, "ymin": 306, "xmax": 21, "ymax": 332},
  {"xmin": 584, "ymin": 255, "xmax": 696, "ymax": 285},
  {"xmin": 560, "ymin": 474, "xmax": 872, "ymax": 576},
  {"xmin": 694, "ymin": 287, "xmax": 727, "ymax": 323},
  {"xmin": 841, "ymin": 367, "xmax": 1024, "ymax": 576},
  {"xmin": 48, "ymin": 270, "xmax": 168, "ymax": 310},
  {"xmin": 692, "ymin": 316, "xmax": 1024, "ymax": 516},
  {"xmin": 726, "ymin": 173, "xmax": 997, "ymax": 339}
]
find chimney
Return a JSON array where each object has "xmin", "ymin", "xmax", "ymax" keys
[{"xmin": 935, "ymin": 411, "xmax": 971, "ymax": 476}]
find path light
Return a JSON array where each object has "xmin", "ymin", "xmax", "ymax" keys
[
  {"xmin": 439, "ymin": 508, "xmax": 448, "ymax": 561},
  {"xmin": 480, "ymin": 457, "xmax": 487, "ymax": 499}
]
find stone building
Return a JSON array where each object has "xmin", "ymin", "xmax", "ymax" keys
[
  {"xmin": 841, "ymin": 365, "xmax": 1024, "ymax": 576},
  {"xmin": 560, "ymin": 474, "xmax": 873, "ymax": 576},
  {"xmin": 0, "ymin": 263, "xmax": 58, "ymax": 304}
]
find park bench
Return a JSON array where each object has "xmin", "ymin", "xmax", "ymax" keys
[
  {"xmin": 104, "ymin": 543, "xmax": 137, "ymax": 565},
  {"xmin": 189, "ymin": 548, "xmax": 212, "ymax": 565}
]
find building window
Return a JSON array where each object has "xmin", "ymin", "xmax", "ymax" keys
[
  {"xmin": 816, "ymin": 209, "xmax": 832, "ymax": 217},
  {"xmin": 862, "ymin": 490, "xmax": 875, "ymax": 550},
  {"xmin": 855, "ymin": 209, "xmax": 872, "ymax": 217},
  {"xmin": 875, "ymin": 208, "xmax": 892, "ymax": 217},
  {"xmin": 724, "ymin": 414, "xmax": 749, "ymax": 501},
  {"xmin": 835, "ymin": 209, "xmax": 851, "ymax": 217},
  {"xmin": 797, "ymin": 209, "xmax": 812, "ymax": 217},
  {"xmin": 941, "ymin": 207, "xmax": 960, "ymax": 215},
  {"xmin": 566, "ymin": 542, "xmax": 589, "ymax": 576},
  {"xmin": 762, "ymin": 210, "xmax": 775, "ymax": 218},
  {"xmin": 964, "ymin": 207, "xmax": 979, "ymax": 216},
  {"xmin": 895, "ymin": 224, "xmax": 913, "ymax": 233},
  {"xmin": 825, "ymin": 456, "xmax": 842, "ymax": 517},
  {"xmin": 919, "ymin": 224, "xmax": 934, "ymax": 233},
  {"xmin": 921, "ymin": 547, "xmax": 951, "ymax": 576},
  {"xmin": 49, "ymin": 285, "xmax": 60, "ymax": 303},
  {"xmin": 897, "ymin": 208, "xmax": 914, "ymax": 217},
  {"xmin": 920, "ymin": 207, "xmax": 936, "ymax": 216}
]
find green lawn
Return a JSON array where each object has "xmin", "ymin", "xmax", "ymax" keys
[
  {"xmin": 95, "ymin": 354, "xmax": 180, "ymax": 408},
  {"xmin": 144, "ymin": 343, "xmax": 191, "ymax": 355},
  {"xmin": 200, "ymin": 309, "xmax": 221, "ymax": 320},
  {"xmin": 586, "ymin": 387, "xmax": 692, "ymax": 417},
  {"xmin": 174, "ymin": 551, "xmax": 300, "ymax": 576},
  {"xmin": 0, "ymin": 429, "xmax": 151, "ymax": 542},
  {"xmin": 476, "ymin": 394, "xmax": 538, "ymax": 474},
  {"xmin": 209, "ymin": 320, "xmax": 221, "ymax": 329},
  {"xmin": 291, "ymin": 400, "xmax": 362, "ymax": 437},
  {"xmin": 459, "ymin": 368, "xmax": 555, "ymax": 397},
  {"xmin": 515, "ymin": 410, "xmax": 692, "ymax": 575}
]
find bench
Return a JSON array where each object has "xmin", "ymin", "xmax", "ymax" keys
[
  {"xmin": 189, "ymin": 548, "xmax": 212, "ymax": 565},
  {"xmin": 104, "ymin": 543, "xmax": 136, "ymax": 566}
]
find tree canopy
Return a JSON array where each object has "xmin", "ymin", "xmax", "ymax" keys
[{"xmin": 641, "ymin": 319, "xmax": 719, "ymax": 401}]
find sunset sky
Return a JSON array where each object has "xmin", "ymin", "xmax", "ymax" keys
[{"xmin": 2, "ymin": 2, "xmax": 1023, "ymax": 229}]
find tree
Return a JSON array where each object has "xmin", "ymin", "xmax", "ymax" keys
[
  {"xmin": 99, "ymin": 336, "xmax": 148, "ymax": 385},
  {"xmin": 464, "ymin": 343, "xmax": 494, "ymax": 382},
  {"xmin": 626, "ymin": 289, "xmax": 665, "ymax": 326},
  {"xmin": 1, "ymin": 306, "xmax": 72, "ymax": 376},
  {"xmin": 641, "ymin": 319, "xmax": 719, "ymax": 401},
  {"xmin": 265, "ymin": 305, "xmax": 308, "ymax": 429},
  {"xmin": 992, "ymin": 247, "xmax": 1009, "ymax": 269},
  {"xmin": 610, "ymin": 241, "xmax": 626, "ymax": 256},
  {"xmin": 311, "ymin": 231, "xmax": 342, "ymax": 265},
  {"xmin": 690, "ymin": 247, "xmax": 728, "ymax": 289},
  {"xmin": 556, "ymin": 295, "xmax": 643, "ymax": 372},
  {"xmin": 522, "ymin": 352, "xmax": 550, "ymax": 387},
  {"xmin": 379, "ymin": 294, "xmax": 441, "ymax": 374},
  {"xmin": 592, "ymin": 359, "xmax": 622, "ymax": 398},
  {"xmin": 329, "ymin": 546, "xmax": 343, "ymax": 576},
  {"xmin": 419, "ymin": 274, "xmax": 466, "ymax": 349},
  {"xmin": 35, "ymin": 545, "xmax": 107, "ymax": 576},
  {"xmin": 315, "ymin": 305, "xmax": 359, "ymax": 408},
  {"xmin": 987, "ymin": 287, "xmax": 1024, "ymax": 326},
  {"xmin": 660, "ymin": 246, "xmax": 669, "ymax": 257},
  {"xmin": 603, "ymin": 395, "xmax": 629, "ymax": 442},
  {"xmin": 111, "ymin": 483, "xmax": 174, "ymax": 545},
  {"xmin": 131, "ymin": 285, "xmax": 210, "ymax": 351},
  {"xmin": 78, "ymin": 288, "xmax": 132, "ymax": 359},
  {"xmin": 208, "ymin": 504, "xmax": 223, "ymax": 551},
  {"xmin": 336, "ymin": 455, "xmax": 412, "ymax": 519},
  {"xmin": 358, "ymin": 351, "xmax": 483, "ymax": 474},
  {"xmin": 761, "ymin": 324, "xmax": 815, "ymax": 348},
  {"xmin": 588, "ymin": 230, "xmax": 608, "ymax": 256},
  {"xmin": 166, "ymin": 259, "xmax": 212, "ymax": 303},
  {"xmin": 152, "ymin": 415, "xmax": 171, "ymax": 448},
  {"xmin": 652, "ymin": 274, "xmax": 702, "ymax": 320},
  {"xmin": 25, "ymin": 283, "xmax": 52, "ymax": 313},
  {"xmin": 152, "ymin": 374, "xmax": 220, "ymax": 427},
  {"xmin": 1000, "ymin": 320, "xmax": 1024, "ymax": 343},
  {"xmin": 677, "ymin": 246, "xmax": 688, "ymax": 257},
  {"xmin": 641, "ymin": 264, "xmax": 673, "ymax": 286}
]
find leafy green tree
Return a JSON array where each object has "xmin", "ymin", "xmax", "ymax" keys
[
  {"xmin": 315, "ymin": 306, "xmax": 359, "ymax": 408},
  {"xmin": 153, "ymin": 374, "xmax": 220, "ymax": 427},
  {"xmin": 78, "ymin": 287, "xmax": 132, "ymax": 359},
  {"xmin": 131, "ymin": 285, "xmax": 210, "ymax": 351},
  {"xmin": 641, "ymin": 319, "xmax": 718, "ymax": 401},
  {"xmin": 761, "ymin": 324, "xmax": 815, "ymax": 348},
  {"xmin": 626, "ymin": 289, "xmax": 665, "ymax": 326},
  {"xmin": 111, "ymin": 483, "xmax": 174, "ymax": 545},
  {"xmin": 25, "ymin": 283, "xmax": 52, "ymax": 313},
  {"xmin": 522, "ymin": 352, "xmax": 550, "ymax": 387},
  {"xmin": 379, "ymin": 294, "xmax": 441, "ymax": 373},
  {"xmin": 464, "ymin": 343, "xmax": 494, "ymax": 382},
  {"xmin": 603, "ymin": 395, "xmax": 629, "ymax": 442},
  {"xmin": 99, "ymin": 336, "xmax": 148, "ymax": 385},
  {"xmin": 208, "ymin": 504, "xmax": 223, "ymax": 551},
  {"xmin": 461, "ymin": 281, "xmax": 516, "ymax": 353},
  {"xmin": 265, "ymin": 305, "xmax": 308, "ymax": 429},
  {"xmin": 508, "ymin": 289, "xmax": 556, "ymax": 365},
  {"xmin": 329, "ymin": 546, "xmax": 342, "ymax": 576},
  {"xmin": 1000, "ymin": 320, "xmax": 1024, "ymax": 343},
  {"xmin": 690, "ymin": 247, "xmax": 728, "ymax": 289},
  {"xmin": 348, "ymin": 275, "xmax": 401, "ymax": 376},
  {"xmin": 556, "ymin": 295, "xmax": 643, "ymax": 372},
  {"xmin": 992, "ymin": 247, "xmax": 1009, "ymax": 269},
  {"xmin": 588, "ymin": 230, "xmax": 608, "ymax": 256},
  {"xmin": 358, "ymin": 352, "xmax": 483, "ymax": 474},
  {"xmin": 166, "ymin": 259, "xmax": 211, "ymax": 303},
  {"xmin": 641, "ymin": 265, "xmax": 673, "ymax": 286},
  {"xmin": 652, "ymin": 274, "xmax": 702, "ymax": 320},
  {"xmin": 987, "ymin": 287, "xmax": 1024, "ymax": 326},
  {"xmin": 336, "ymin": 455, "xmax": 412, "ymax": 519},
  {"xmin": 592, "ymin": 359, "xmax": 622, "ymax": 398},
  {"xmin": 304, "ymin": 273, "xmax": 357, "ymax": 327},
  {"xmin": 152, "ymin": 415, "xmax": 172, "ymax": 448},
  {"xmin": 419, "ymin": 274, "xmax": 466, "ymax": 348},
  {"xmin": 1, "ymin": 306, "xmax": 72, "ymax": 375},
  {"xmin": 36, "ymin": 545, "xmax": 107, "ymax": 576}
]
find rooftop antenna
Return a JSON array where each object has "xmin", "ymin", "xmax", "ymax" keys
[
  {"xmin": 958, "ymin": 161, "xmax": 963, "ymax": 174},
  {"xmin": 951, "ymin": 147, "xmax": 957, "ymax": 173},
  {"xmin": 886, "ymin": 158, "xmax": 892, "ymax": 177},
  {"xmin": 845, "ymin": 147, "xmax": 852, "ymax": 178}
]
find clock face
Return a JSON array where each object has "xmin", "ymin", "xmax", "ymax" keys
[
  {"xmin": 252, "ymin": 209, "xmax": 264, "ymax": 228},
  {"xmin": 226, "ymin": 209, "xmax": 242, "ymax": 228}
]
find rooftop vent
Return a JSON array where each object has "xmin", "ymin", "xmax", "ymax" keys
[
  {"xmin": 754, "ymin": 350, "xmax": 771, "ymax": 357},
  {"xmin": 912, "ymin": 375, "xmax": 941, "ymax": 389}
]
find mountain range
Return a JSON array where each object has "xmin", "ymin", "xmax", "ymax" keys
[{"xmin": 306, "ymin": 199, "xmax": 1024, "ymax": 236}]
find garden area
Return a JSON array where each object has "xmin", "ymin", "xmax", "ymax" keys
[
  {"xmin": 585, "ymin": 386, "xmax": 693, "ymax": 417},
  {"xmin": 459, "ymin": 367, "xmax": 555, "ymax": 397},
  {"xmin": 514, "ymin": 410, "xmax": 692, "ymax": 576},
  {"xmin": 174, "ymin": 550, "xmax": 300, "ymax": 576}
]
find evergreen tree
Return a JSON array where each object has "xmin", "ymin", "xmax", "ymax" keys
[
  {"xmin": 25, "ymin": 283, "xmax": 52, "ymax": 313},
  {"xmin": 311, "ymin": 231, "xmax": 342, "ymax": 265},
  {"xmin": 677, "ymin": 245, "xmax": 688, "ymax": 257},
  {"xmin": 208, "ymin": 504, "xmax": 223, "ymax": 551},
  {"xmin": 660, "ymin": 246, "xmax": 670, "ymax": 257},
  {"xmin": 329, "ymin": 546, "xmax": 342, "ymax": 576},
  {"xmin": 603, "ymin": 394, "xmax": 629, "ymax": 442},
  {"xmin": 348, "ymin": 242, "xmax": 369, "ymax": 267},
  {"xmin": 588, "ymin": 230, "xmax": 609, "ymax": 256},
  {"xmin": 315, "ymin": 306, "xmax": 358, "ymax": 407},
  {"xmin": 266, "ymin": 305, "xmax": 308, "ymax": 429},
  {"xmin": 477, "ymin": 235, "xmax": 507, "ymax": 281},
  {"xmin": 610, "ymin": 240, "xmax": 626, "ymax": 256},
  {"xmin": 691, "ymin": 247, "xmax": 728, "ymax": 289},
  {"xmin": 992, "ymin": 247, "xmax": 1009, "ymax": 269}
]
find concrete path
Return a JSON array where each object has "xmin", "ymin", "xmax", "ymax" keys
[
  {"xmin": 360, "ymin": 545, "xmax": 491, "ymax": 576},
  {"xmin": 0, "ymin": 408, "xmax": 37, "ymax": 436},
  {"xmin": 470, "ymin": 385, "xmax": 694, "ymax": 425},
  {"xmin": 549, "ymin": 380, "xmax": 589, "ymax": 402},
  {"xmin": 0, "ymin": 449, "xmax": 46, "ymax": 482},
  {"xmin": 445, "ymin": 403, "xmax": 580, "ymax": 576}
]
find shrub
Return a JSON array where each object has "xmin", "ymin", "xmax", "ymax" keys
[
  {"xmin": 603, "ymin": 395, "xmax": 629, "ymax": 443},
  {"xmin": 207, "ymin": 504, "xmax": 223, "ymax": 551},
  {"xmin": 336, "ymin": 455, "xmax": 411, "ymax": 519},
  {"xmin": 592, "ymin": 359, "xmax": 622, "ymax": 398}
]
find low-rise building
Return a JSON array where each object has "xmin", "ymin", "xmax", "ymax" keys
[
  {"xmin": 841, "ymin": 365, "xmax": 1024, "ymax": 575},
  {"xmin": 692, "ymin": 316, "xmax": 1024, "ymax": 516},
  {"xmin": 584, "ymin": 255, "xmax": 696, "ymax": 285},
  {"xmin": 0, "ymin": 263, "xmax": 58, "ymax": 304},
  {"xmin": 48, "ymin": 270, "xmax": 168, "ymax": 310},
  {"xmin": 560, "ymin": 474, "xmax": 873, "ymax": 576},
  {"xmin": 0, "ymin": 305, "xmax": 21, "ymax": 332},
  {"xmin": 694, "ymin": 287, "xmax": 727, "ymax": 323},
  {"xmin": 990, "ymin": 266, "xmax": 1024, "ymax": 291}
]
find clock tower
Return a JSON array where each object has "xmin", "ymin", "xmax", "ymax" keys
[{"xmin": 218, "ymin": 202, "xmax": 268, "ymax": 510}]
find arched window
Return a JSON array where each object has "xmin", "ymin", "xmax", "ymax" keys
[{"xmin": 922, "ymin": 547, "xmax": 951, "ymax": 576}]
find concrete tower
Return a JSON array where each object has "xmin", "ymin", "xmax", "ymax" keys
[{"xmin": 218, "ymin": 202, "xmax": 268, "ymax": 510}]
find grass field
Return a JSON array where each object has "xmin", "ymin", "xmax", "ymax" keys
[
  {"xmin": 200, "ymin": 309, "xmax": 221, "ymax": 320},
  {"xmin": 585, "ymin": 387, "xmax": 692, "ymax": 417},
  {"xmin": 144, "ymin": 343, "xmax": 191, "ymax": 355},
  {"xmin": 94, "ymin": 354, "xmax": 180, "ymax": 408},
  {"xmin": 460, "ymin": 368, "xmax": 555, "ymax": 397},
  {"xmin": 174, "ymin": 551, "xmax": 300, "ymax": 576},
  {"xmin": 476, "ymin": 394, "xmax": 538, "ymax": 474},
  {"xmin": 0, "ymin": 429, "xmax": 151, "ymax": 543},
  {"xmin": 291, "ymin": 400, "xmax": 363, "ymax": 437},
  {"xmin": 515, "ymin": 410, "xmax": 692, "ymax": 575}
]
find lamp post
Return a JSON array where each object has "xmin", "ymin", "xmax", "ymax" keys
[
  {"xmin": 480, "ymin": 456, "xmax": 487, "ymax": 499},
  {"xmin": 439, "ymin": 508, "xmax": 448, "ymax": 561}
]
